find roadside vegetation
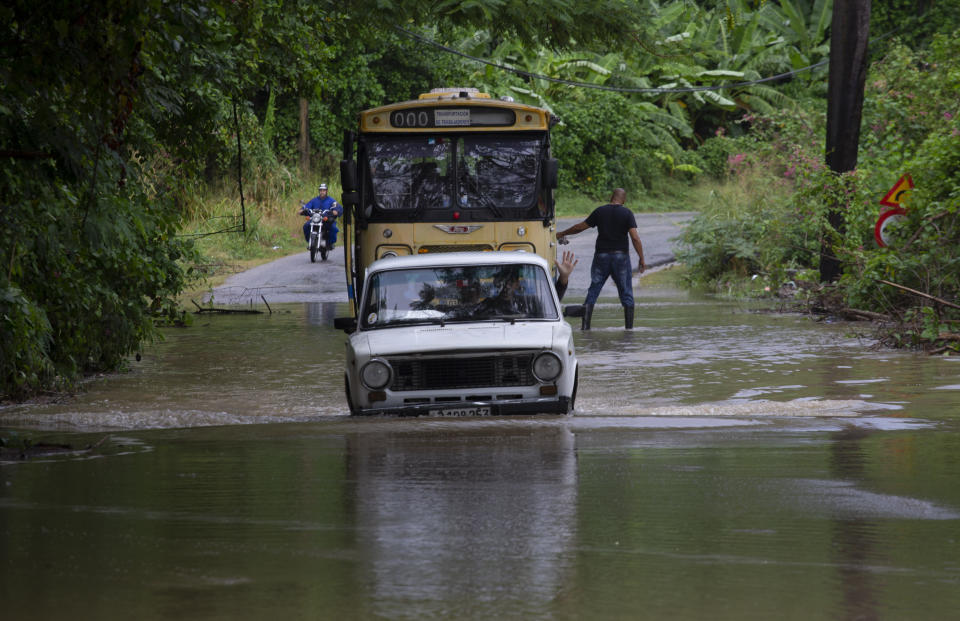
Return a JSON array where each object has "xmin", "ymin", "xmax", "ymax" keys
[
  {"xmin": 3, "ymin": 1, "xmax": 959, "ymax": 399},
  {"xmin": 678, "ymin": 32, "xmax": 960, "ymax": 355}
]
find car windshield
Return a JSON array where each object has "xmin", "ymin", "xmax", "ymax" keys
[{"xmin": 361, "ymin": 263, "xmax": 559, "ymax": 328}]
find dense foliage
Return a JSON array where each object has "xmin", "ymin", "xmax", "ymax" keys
[
  {"xmin": 1, "ymin": 1, "xmax": 199, "ymax": 397},
  {"xmin": 678, "ymin": 29, "xmax": 960, "ymax": 352}
]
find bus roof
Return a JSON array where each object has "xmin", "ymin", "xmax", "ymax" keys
[
  {"xmin": 358, "ymin": 89, "xmax": 552, "ymax": 132},
  {"xmin": 419, "ymin": 87, "xmax": 491, "ymax": 99}
]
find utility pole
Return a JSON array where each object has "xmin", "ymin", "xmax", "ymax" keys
[{"xmin": 821, "ymin": 0, "xmax": 872, "ymax": 282}]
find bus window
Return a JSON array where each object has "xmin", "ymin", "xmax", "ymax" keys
[
  {"xmin": 457, "ymin": 136, "xmax": 541, "ymax": 210},
  {"xmin": 367, "ymin": 137, "xmax": 451, "ymax": 211}
]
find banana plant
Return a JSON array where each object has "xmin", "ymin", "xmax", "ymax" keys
[
  {"xmin": 755, "ymin": 0, "xmax": 833, "ymax": 83},
  {"xmin": 447, "ymin": 0, "xmax": 826, "ymax": 146}
]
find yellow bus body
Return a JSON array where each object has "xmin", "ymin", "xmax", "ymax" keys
[
  {"xmin": 341, "ymin": 88, "xmax": 559, "ymax": 314},
  {"xmin": 359, "ymin": 220, "xmax": 556, "ymax": 267}
]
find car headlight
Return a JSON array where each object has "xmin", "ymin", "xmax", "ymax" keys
[
  {"xmin": 360, "ymin": 359, "xmax": 392, "ymax": 389},
  {"xmin": 532, "ymin": 352, "xmax": 562, "ymax": 382}
]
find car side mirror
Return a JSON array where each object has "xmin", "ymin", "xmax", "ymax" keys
[
  {"xmin": 563, "ymin": 305, "xmax": 585, "ymax": 318},
  {"xmin": 334, "ymin": 316, "xmax": 357, "ymax": 333}
]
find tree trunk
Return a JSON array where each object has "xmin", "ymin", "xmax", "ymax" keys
[
  {"xmin": 820, "ymin": 0, "xmax": 871, "ymax": 283},
  {"xmin": 298, "ymin": 97, "xmax": 310, "ymax": 174}
]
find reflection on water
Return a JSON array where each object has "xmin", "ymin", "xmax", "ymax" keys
[
  {"xmin": 347, "ymin": 427, "xmax": 577, "ymax": 619},
  {"xmin": 3, "ymin": 290, "xmax": 960, "ymax": 619},
  {"xmin": 305, "ymin": 301, "xmax": 339, "ymax": 327},
  {"xmin": 2, "ymin": 418, "xmax": 960, "ymax": 619},
  {"xmin": 830, "ymin": 427, "xmax": 880, "ymax": 621}
]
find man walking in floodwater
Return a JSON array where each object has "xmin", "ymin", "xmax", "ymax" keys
[{"xmin": 556, "ymin": 188, "xmax": 645, "ymax": 330}]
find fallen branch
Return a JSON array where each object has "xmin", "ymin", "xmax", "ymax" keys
[
  {"xmin": 877, "ymin": 279, "xmax": 960, "ymax": 311},
  {"xmin": 191, "ymin": 299, "xmax": 263, "ymax": 314},
  {"xmin": 841, "ymin": 308, "xmax": 892, "ymax": 322},
  {"xmin": 87, "ymin": 435, "xmax": 111, "ymax": 450}
]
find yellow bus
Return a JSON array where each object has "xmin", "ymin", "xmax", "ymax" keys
[{"xmin": 338, "ymin": 87, "xmax": 560, "ymax": 314}]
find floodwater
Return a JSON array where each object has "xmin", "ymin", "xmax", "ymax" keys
[{"xmin": 3, "ymin": 285, "xmax": 960, "ymax": 620}]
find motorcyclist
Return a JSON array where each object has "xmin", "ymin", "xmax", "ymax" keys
[{"xmin": 300, "ymin": 183, "xmax": 341, "ymax": 249}]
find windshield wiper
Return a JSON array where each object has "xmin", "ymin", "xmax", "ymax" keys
[
  {"xmin": 472, "ymin": 313, "xmax": 526, "ymax": 324},
  {"xmin": 474, "ymin": 192, "xmax": 503, "ymax": 218}
]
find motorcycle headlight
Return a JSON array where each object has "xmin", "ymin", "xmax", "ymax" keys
[
  {"xmin": 360, "ymin": 359, "xmax": 392, "ymax": 389},
  {"xmin": 532, "ymin": 352, "xmax": 562, "ymax": 382},
  {"xmin": 311, "ymin": 213, "xmax": 323, "ymax": 223}
]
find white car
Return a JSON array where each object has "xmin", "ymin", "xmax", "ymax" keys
[{"xmin": 335, "ymin": 252, "xmax": 578, "ymax": 416}]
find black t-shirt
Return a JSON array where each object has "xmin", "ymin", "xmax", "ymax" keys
[{"xmin": 585, "ymin": 203, "xmax": 637, "ymax": 253}]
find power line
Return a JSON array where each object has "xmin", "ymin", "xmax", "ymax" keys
[{"xmin": 394, "ymin": 26, "xmax": 828, "ymax": 94}]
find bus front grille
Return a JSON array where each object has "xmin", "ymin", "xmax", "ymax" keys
[
  {"xmin": 388, "ymin": 354, "xmax": 535, "ymax": 391},
  {"xmin": 419, "ymin": 244, "xmax": 493, "ymax": 254}
]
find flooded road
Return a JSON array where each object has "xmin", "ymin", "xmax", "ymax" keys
[{"xmin": 3, "ymin": 284, "xmax": 960, "ymax": 619}]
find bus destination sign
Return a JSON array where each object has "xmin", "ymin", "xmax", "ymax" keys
[
  {"xmin": 388, "ymin": 107, "xmax": 516, "ymax": 129},
  {"xmin": 435, "ymin": 109, "xmax": 470, "ymax": 126}
]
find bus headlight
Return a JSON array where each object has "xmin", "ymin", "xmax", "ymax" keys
[
  {"xmin": 532, "ymin": 352, "xmax": 562, "ymax": 382},
  {"xmin": 360, "ymin": 359, "xmax": 392, "ymax": 389}
]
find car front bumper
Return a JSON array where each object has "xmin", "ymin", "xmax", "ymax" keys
[{"xmin": 351, "ymin": 396, "xmax": 572, "ymax": 417}]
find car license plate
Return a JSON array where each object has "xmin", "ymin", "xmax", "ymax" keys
[{"xmin": 428, "ymin": 406, "xmax": 492, "ymax": 417}]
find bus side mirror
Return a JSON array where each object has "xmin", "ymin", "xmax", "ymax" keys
[
  {"xmin": 343, "ymin": 130, "xmax": 356, "ymax": 159},
  {"xmin": 340, "ymin": 159, "xmax": 359, "ymax": 206},
  {"xmin": 543, "ymin": 158, "xmax": 559, "ymax": 189}
]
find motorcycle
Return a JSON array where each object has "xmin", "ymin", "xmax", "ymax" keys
[{"xmin": 300, "ymin": 203, "xmax": 338, "ymax": 263}]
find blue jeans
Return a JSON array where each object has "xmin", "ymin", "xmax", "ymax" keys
[{"xmin": 584, "ymin": 252, "xmax": 634, "ymax": 307}]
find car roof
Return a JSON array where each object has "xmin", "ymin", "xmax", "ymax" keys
[{"xmin": 367, "ymin": 251, "xmax": 550, "ymax": 274}]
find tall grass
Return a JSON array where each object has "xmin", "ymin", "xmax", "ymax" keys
[{"xmin": 180, "ymin": 167, "xmax": 342, "ymax": 293}]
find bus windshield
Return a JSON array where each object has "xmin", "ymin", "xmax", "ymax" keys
[
  {"xmin": 364, "ymin": 135, "xmax": 543, "ymax": 214},
  {"xmin": 361, "ymin": 263, "xmax": 558, "ymax": 328}
]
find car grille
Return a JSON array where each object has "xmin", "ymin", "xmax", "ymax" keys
[{"xmin": 388, "ymin": 354, "xmax": 535, "ymax": 391}]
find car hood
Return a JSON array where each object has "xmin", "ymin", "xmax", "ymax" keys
[{"xmin": 352, "ymin": 322, "xmax": 567, "ymax": 357}]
